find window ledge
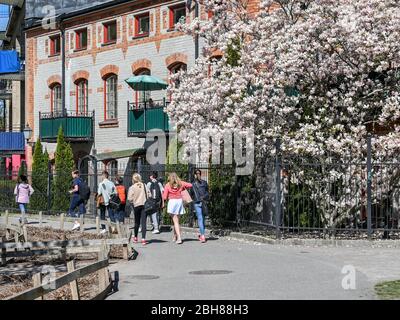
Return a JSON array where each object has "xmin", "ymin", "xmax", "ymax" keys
[
  {"xmin": 73, "ymin": 47, "xmax": 87, "ymax": 53},
  {"xmin": 99, "ymin": 119, "xmax": 119, "ymax": 128},
  {"xmin": 132, "ymin": 33, "xmax": 149, "ymax": 40},
  {"xmin": 101, "ymin": 41, "xmax": 117, "ymax": 47},
  {"xmin": 167, "ymin": 28, "xmax": 176, "ymax": 32},
  {"xmin": 48, "ymin": 53, "xmax": 61, "ymax": 58}
]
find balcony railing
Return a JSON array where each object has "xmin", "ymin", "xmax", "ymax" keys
[
  {"xmin": 128, "ymin": 99, "xmax": 170, "ymax": 137},
  {"xmin": 39, "ymin": 111, "xmax": 95, "ymax": 142}
]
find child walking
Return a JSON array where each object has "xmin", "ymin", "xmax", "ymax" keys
[{"xmin": 14, "ymin": 175, "xmax": 34, "ymax": 225}]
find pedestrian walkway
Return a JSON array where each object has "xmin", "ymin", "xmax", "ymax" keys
[
  {"xmin": 107, "ymin": 230, "xmax": 400, "ymax": 300},
  {"xmin": 2, "ymin": 214, "xmax": 400, "ymax": 300}
]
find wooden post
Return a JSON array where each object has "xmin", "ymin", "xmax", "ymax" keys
[
  {"xmin": 14, "ymin": 230, "xmax": 18, "ymax": 243},
  {"xmin": 60, "ymin": 213, "xmax": 65, "ymax": 231},
  {"xmin": 39, "ymin": 211, "xmax": 43, "ymax": 227},
  {"xmin": 32, "ymin": 273, "xmax": 43, "ymax": 300},
  {"xmin": 80, "ymin": 215, "xmax": 84, "ymax": 233},
  {"xmin": 96, "ymin": 216, "xmax": 100, "ymax": 234},
  {"xmin": 23, "ymin": 225, "xmax": 28, "ymax": 242},
  {"xmin": 1, "ymin": 237, "xmax": 6, "ymax": 266},
  {"xmin": 106, "ymin": 218, "xmax": 112, "ymax": 234},
  {"xmin": 116, "ymin": 221, "xmax": 121, "ymax": 237},
  {"xmin": 5, "ymin": 210, "xmax": 9, "ymax": 226},
  {"xmin": 123, "ymin": 244, "xmax": 128, "ymax": 260},
  {"xmin": 67, "ymin": 260, "xmax": 80, "ymax": 300},
  {"xmin": 97, "ymin": 245, "xmax": 107, "ymax": 291}
]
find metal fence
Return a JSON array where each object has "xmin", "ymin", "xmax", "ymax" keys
[{"xmin": 1, "ymin": 136, "xmax": 400, "ymax": 239}]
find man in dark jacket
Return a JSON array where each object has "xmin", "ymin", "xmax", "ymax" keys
[{"xmin": 191, "ymin": 169, "xmax": 210, "ymax": 243}]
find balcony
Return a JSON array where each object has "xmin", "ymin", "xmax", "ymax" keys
[
  {"xmin": 39, "ymin": 111, "xmax": 94, "ymax": 143},
  {"xmin": 128, "ymin": 99, "xmax": 170, "ymax": 137}
]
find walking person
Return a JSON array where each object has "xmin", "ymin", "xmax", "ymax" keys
[
  {"xmin": 162, "ymin": 172, "xmax": 193, "ymax": 245},
  {"xmin": 146, "ymin": 172, "xmax": 164, "ymax": 234},
  {"xmin": 97, "ymin": 171, "xmax": 117, "ymax": 234},
  {"xmin": 68, "ymin": 170, "xmax": 88, "ymax": 231},
  {"xmin": 191, "ymin": 169, "xmax": 210, "ymax": 243},
  {"xmin": 128, "ymin": 173, "xmax": 151, "ymax": 245},
  {"xmin": 14, "ymin": 174, "xmax": 34, "ymax": 225},
  {"xmin": 115, "ymin": 176, "xmax": 127, "ymax": 223}
]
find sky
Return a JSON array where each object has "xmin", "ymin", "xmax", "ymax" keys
[{"xmin": 0, "ymin": 5, "xmax": 9, "ymax": 32}]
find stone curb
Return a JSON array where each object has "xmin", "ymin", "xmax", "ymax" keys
[{"xmin": 182, "ymin": 226, "xmax": 400, "ymax": 248}]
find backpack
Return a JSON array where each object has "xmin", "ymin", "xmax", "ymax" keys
[
  {"xmin": 79, "ymin": 180, "xmax": 91, "ymax": 201},
  {"xmin": 109, "ymin": 187, "xmax": 121, "ymax": 210},
  {"xmin": 150, "ymin": 181, "xmax": 162, "ymax": 204},
  {"xmin": 116, "ymin": 185, "xmax": 126, "ymax": 204}
]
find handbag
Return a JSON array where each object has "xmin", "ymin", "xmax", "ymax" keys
[
  {"xmin": 143, "ymin": 183, "xmax": 159, "ymax": 215},
  {"xmin": 109, "ymin": 187, "xmax": 121, "ymax": 210},
  {"xmin": 181, "ymin": 188, "xmax": 193, "ymax": 206},
  {"xmin": 96, "ymin": 194, "xmax": 104, "ymax": 208}
]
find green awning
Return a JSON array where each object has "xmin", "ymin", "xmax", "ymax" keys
[{"xmin": 95, "ymin": 148, "xmax": 145, "ymax": 162}]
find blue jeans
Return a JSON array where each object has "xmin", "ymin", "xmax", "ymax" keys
[
  {"xmin": 18, "ymin": 203, "xmax": 27, "ymax": 220},
  {"xmin": 68, "ymin": 195, "xmax": 86, "ymax": 217},
  {"xmin": 99, "ymin": 205, "xmax": 115, "ymax": 229},
  {"xmin": 194, "ymin": 202, "xmax": 205, "ymax": 235}
]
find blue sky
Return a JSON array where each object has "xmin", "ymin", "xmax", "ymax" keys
[{"xmin": 0, "ymin": 5, "xmax": 9, "ymax": 32}]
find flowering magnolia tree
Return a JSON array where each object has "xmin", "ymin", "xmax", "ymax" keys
[{"xmin": 168, "ymin": 0, "xmax": 400, "ymax": 229}]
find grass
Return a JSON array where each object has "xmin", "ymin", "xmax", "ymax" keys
[{"xmin": 375, "ymin": 280, "xmax": 400, "ymax": 300}]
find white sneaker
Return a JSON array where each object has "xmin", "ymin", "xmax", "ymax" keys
[
  {"xmin": 100, "ymin": 229, "xmax": 107, "ymax": 235},
  {"xmin": 71, "ymin": 223, "xmax": 80, "ymax": 231},
  {"xmin": 152, "ymin": 229, "xmax": 160, "ymax": 234},
  {"xmin": 139, "ymin": 227, "xmax": 142, "ymax": 232}
]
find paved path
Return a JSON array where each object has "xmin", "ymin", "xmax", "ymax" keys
[
  {"xmin": 107, "ymin": 230, "xmax": 400, "ymax": 300},
  {"xmin": 2, "ymin": 215, "xmax": 400, "ymax": 300}
]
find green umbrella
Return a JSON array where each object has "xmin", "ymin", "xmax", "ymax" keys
[{"xmin": 125, "ymin": 75, "xmax": 168, "ymax": 91}]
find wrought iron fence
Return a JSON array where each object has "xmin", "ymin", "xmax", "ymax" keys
[{"xmin": 1, "ymin": 136, "xmax": 400, "ymax": 239}]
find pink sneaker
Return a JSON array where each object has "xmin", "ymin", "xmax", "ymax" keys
[
  {"xmin": 141, "ymin": 239, "xmax": 148, "ymax": 246},
  {"xmin": 132, "ymin": 236, "xmax": 138, "ymax": 243},
  {"xmin": 200, "ymin": 235, "xmax": 206, "ymax": 243}
]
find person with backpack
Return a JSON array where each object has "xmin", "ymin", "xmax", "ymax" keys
[
  {"xmin": 14, "ymin": 174, "xmax": 34, "ymax": 225},
  {"xmin": 97, "ymin": 171, "xmax": 117, "ymax": 234},
  {"xmin": 191, "ymin": 169, "xmax": 210, "ymax": 243},
  {"xmin": 146, "ymin": 172, "xmax": 164, "ymax": 234},
  {"xmin": 128, "ymin": 173, "xmax": 151, "ymax": 245},
  {"xmin": 115, "ymin": 176, "xmax": 127, "ymax": 223},
  {"xmin": 68, "ymin": 170, "xmax": 89, "ymax": 231}
]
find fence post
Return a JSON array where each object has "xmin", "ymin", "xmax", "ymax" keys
[
  {"xmin": 5, "ymin": 210, "xmax": 9, "ymax": 226},
  {"xmin": 39, "ymin": 211, "xmax": 43, "ymax": 227},
  {"xmin": 47, "ymin": 160, "xmax": 52, "ymax": 213},
  {"xmin": 32, "ymin": 273, "xmax": 43, "ymax": 300},
  {"xmin": 367, "ymin": 135, "xmax": 372, "ymax": 239},
  {"xmin": 275, "ymin": 138, "xmax": 282, "ymax": 239},
  {"xmin": 67, "ymin": 260, "xmax": 80, "ymax": 300},
  {"xmin": 60, "ymin": 213, "xmax": 65, "ymax": 231},
  {"xmin": 188, "ymin": 164, "xmax": 194, "ymax": 228}
]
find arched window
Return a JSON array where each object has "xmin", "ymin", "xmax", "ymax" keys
[
  {"xmin": 51, "ymin": 83, "xmax": 62, "ymax": 115},
  {"xmin": 169, "ymin": 62, "xmax": 187, "ymax": 90},
  {"xmin": 76, "ymin": 79, "xmax": 88, "ymax": 115},
  {"xmin": 134, "ymin": 68, "xmax": 151, "ymax": 107},
  {"xmin": 104, "ymin": 74, "xmax": 118, "ymax": 120}
]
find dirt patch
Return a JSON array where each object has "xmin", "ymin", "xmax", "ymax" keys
[{"xmin": 0, "ymin": 226, "xmax": 128, "ymax": 300}]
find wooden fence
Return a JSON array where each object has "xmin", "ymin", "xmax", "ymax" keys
[{"xmin": 7, "ymin": 256, "xmax": 112, "ymax": 300}]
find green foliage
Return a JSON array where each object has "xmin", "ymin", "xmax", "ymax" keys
[
  {"xmin": 375, "ymin": 280, "xmax": 400, "ymax": 300},
  {"xmin": 30, "ymin": 139, "xmax": 49, "ymax": 211},
  {"xmin": 52, "ymin": 127, "xmax": 75, "ymax": 212},
  {"xmin": 208, "ymin": 165, "xmax": 237, "ymax": 227},
  {"xmin": 226, "ymin": 38, "xmax": 242, "ymax": 67},
  {"xmin": 17, "ymin": 161, "xmax": 27, "ymax": 177},
  {"xmin": 0, "ymin": 178, "xmax": 16, "ymax": 210}
]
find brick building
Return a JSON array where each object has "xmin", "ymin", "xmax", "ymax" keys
[{"xmin": 24, "ymin": 0, "xmax": 260, "ymax": 175}]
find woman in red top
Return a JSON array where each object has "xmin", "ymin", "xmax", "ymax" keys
[{"xmin": 162, "ymin": 172, "xmax": 192, "ymax": 244}]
